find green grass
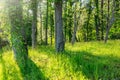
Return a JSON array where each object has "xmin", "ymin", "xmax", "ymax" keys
[{"xmin": 0, "ymin": 40, "xmax": 120, "ymax": 80}]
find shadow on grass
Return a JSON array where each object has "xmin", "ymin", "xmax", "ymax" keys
[
  {"xmin": 37, "ymin": 45, "xmax": 120, "ymax": 80},
  {"xmin": 65, "ymin": 50, "xmax": 120, "ymax": 80},
  {"xmin": 0, "ymin": 48, "xmax": 49, "ymax": 80},
  {"xmin": 16, "ymin": 57, "xmax": 49, "ymax": 80}
]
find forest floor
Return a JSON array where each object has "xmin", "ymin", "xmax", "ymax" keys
[{"xmin": 0, "ymin": 40, "xmax": 120, "ymax": 80}]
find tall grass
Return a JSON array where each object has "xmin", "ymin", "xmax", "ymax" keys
[{"xmin": 0, "ymin": 40, "xmax": 120, "ymax": 80}]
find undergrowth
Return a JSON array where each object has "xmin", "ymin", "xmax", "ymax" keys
[{"xmin": 0, "ymin": 40, "xmax": 120, "ymax": 80}]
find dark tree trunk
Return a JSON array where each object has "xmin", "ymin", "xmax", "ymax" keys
[
  {"xmin": 32, "ymin": 0, "xmax": 38, "ymax": 48},
  {"xmin": 68, "ymin": 2, "xmax": 73, "ymax": 42},
  {"xmin": 86, "ymin": 0, "xmax": 92, "ymax": 41},
  {"xmin": 101, "ymin": 0, "xmax": 104, "ymax": 40},
  {"xmin": 8, "ymin": 0, "xmax": 28, "ymax": 77},
  {"xmin": 45, "ymin": 0, "xmax": 48, "ymax": 45},
  {"xmin": 94, "ymin": 0, "xmax": 100, "ymax": 40},
  {"xmin": 55, "ymin": 1, "xmax": 65, "ymax": 52},
  {"xmin": 50, "ymin": 2, "xmax": 54, "ymax": 45}
]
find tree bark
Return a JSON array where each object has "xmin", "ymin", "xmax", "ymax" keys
[
  {"xmin": 104, "ymin": 0, "xmax": 115, "ymax": 43},
  {"xmin": 72, "ymin": 1, "xmax": 82, "ymax": 44},
  {"xmin": 39, "ymin": 2, "xmax": 43, "ymax": 44},
  {"xmin": 86, "ymin": 1, "xmax": 92, "ymax": 41},
  {"xmin": 72, "ymin": 3, "xmax": 77, "ymax": 45},
  {"xmin": 50, "ymin": 3, "xmax": 54, "ymax": 45},
  {"xmin": 32, "ymin": 0, "xmax": 38, "ymax": 48},
  {"xmin": 63, "ymin": 1, "xmax": 67, "ymax": 41},
  {"xmin": 45, "ymin": 0, "xmax": 48, "ymax": 45},
  {"xmin": 68, "ymin": 2, "xmax": 73, "ymax": 42},
  {"xmin": 8, "ymin": 0, "xmax": 28, "ymax": 77},
  {"xmin": 55, "ymin": 1, "xmax": 65, "ymax": 52},
  {"xmin": 94, "ymin": 0, "xmax": 100, "ymax": 40},
  {"xmin": 101, "ymin": 0, "xmax": 104, "ymax": 40}
]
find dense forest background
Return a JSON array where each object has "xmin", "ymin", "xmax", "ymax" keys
[
  {"xmin": 0, "ymin": 0, "xmax": 119, "ymax": 48},
  {"xmin": 0, "ymin": 0, "xmax": 120, "ymax": 80}
]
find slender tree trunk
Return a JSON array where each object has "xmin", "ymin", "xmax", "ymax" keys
[
  {"xmin": 50, "ymin": 3, "xmax": 54, "ymax": 45},
  {"xmin": 63, "ymin": 1, "xmax": 67, "ymax": 41},
  {"xmin": 40, "ymin": 2, "xmax": 43, "ymax": 44},
  {"xmin": 86, "ymin": 11, "xmax": 90, "ymax": 41},
  {"xmin": 101, "ymin": 0, "xmax": 104, "ymax": 40},
  {"xmin": 104, "ymin": 0, "xmax": 115, "ymax": 43},
  {"xmin": 105, "ymin": 0, "xmax": 110, "ymax": 43},
  {"xmin": 8, "ymin": 0, "xmax": 28, "ymax": 77},
  {"xmin": 86, "ymin": 0, "xmax": 92, "ymax": 41},
  {"xmin": 107, "ymin": 0, "xmax": 110, "ymax": 30},
  {"xmin": 94, "ymin": 0, "xmax": 100, "ymax": 40},
  {"xmin": 32, "ymin": 0, "xmax": 38, "ymax": 48},
  {"xmin": 45, "ymin": 0, "xmax": 48, "ymax": 45},
  {"xmin": 72, "ymin": 3, "xmax": 77, "ymax": 45},
  {"xmin": 55, "ymin": 1, "xmax": 65, "ymax": 52},
  {"xmin": 68, "ymin": 2, "xmax": 72, "ymax": 42},
  {"xmin": 50, "ymin": 16, "xmax": 53, "ymax": 45},
  {"xmin": 72, "ymin": 1, "xmax": 82, "ymax": 44}
]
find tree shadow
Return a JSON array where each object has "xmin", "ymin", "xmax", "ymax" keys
[
  {"xmin": 32, "ymin": 46, "xmax": 120, "ymax": 80},
  {"xmin": 37, "ymin": 45, "xmax": 55, "ymax": 55},
  {"xmin": 64, "ymin": 50, "xmax": 120, "ymax": 80},
  {"xmin": 37, "ymin": 45, "xmax": 120, "ymax": 80},
  {"xmin": 16, "ymin": 57, "xmax": 49, "ymax": 80}
]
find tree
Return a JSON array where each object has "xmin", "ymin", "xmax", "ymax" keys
[
  {"xmin": 72, "ymin": 2, "xmax": 77, "ymax": 45},
  {"xmin": 31, "ymin": 0, "xmax": 38, "ymax": 48},
  {"xmin": 104, "ymin": 0, "xmax": 115, "ymax": 43},
  {"xmin": 63, "ymin": 1, "xmax": 67, "ymax": 41},
  {"xmin": 67, "ymin": 2, "xmax": 73, "ymax": 42},
  {"xmin": 94, "ymin": 0, "xmax": 100, "ymax": 40},
  {"xmin": 49, "ymin": 2, "xmax": 54, "ymax": 45},
  {"xmin": 39, "ymin": 1, "xmax": 43, "ymax": 44},
  {"xmin": 8, "ymin": 0, "xmax": 28, "ymax": 76},
  {"xmin": 55, "ymin": 0, "xmax": 65, "ymax": 52},
  {"xmin": 72, "ymin": 1, "xmax": 82, "ymax": 45},
  {"xmin": 85, "ymin": 0, "xmax": 92, "ymax": 41},
  {"xmin": 100, "ymin": 0, "xmax": 104, "ymax": 40},
  {"xmin": 45, "ymin": 0, "xmax": 48, "ymax": 45}
]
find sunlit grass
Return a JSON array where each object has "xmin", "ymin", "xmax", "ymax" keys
[
  {"xmin": 0, "ymin": 40, "xmax": 120, "ymax": 80},
  {"xmin": 0, "ymin": 64, "xmax": 3, "ymax": 80}
]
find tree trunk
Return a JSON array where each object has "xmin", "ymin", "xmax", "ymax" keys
[
  {"xmin": 68, "ymin": 2, "xmax": 73, "ymax": 42},
  {"xmin": 50, "ymin": 3, "xmax": 54, "ymax": 45},
  {"xmin": 72, "ymin": 1, "xmax": 82, "ymax": 44},
  {"xmin": 94, "ymin": 0, "xmax": 100, "ymax": 40},
  {"xmin": 45, "ymin": 0, "xmax": 48, "ymax": 45},
  {"xmin": 86, "ymin": 0, "xmax": 92, "ymax": 41},
  {"xmin": 63, "ymin": 1, "xmax": 67, "ymax": 41},
  {"xmin": 101, "ymin": 0, "xmax": 104, "ymax": 40},
  {"xmin": 8, "ymin": 0, "xmax": 28, "ymax": 77},
  {"xmin": 39, "ymin": 2, "xmax": 43, "ymax": 44},
  {"xmin": 104, "ymin": 0, "xmax": 115, "ymax": 43},
  {"xmin": 32, "ymin": 0, "xmax": 38, "ymax": 48},
  {"xmin": 72, "ymin": 3, "xmax": 77, "ymax": 45},
  {"xmin": 55, "ymin": 1, "xmax": 65, "ymax": 52}
]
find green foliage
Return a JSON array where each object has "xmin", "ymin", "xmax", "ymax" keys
[
  {"xmin": 23, "ymin": 16, "xmax": 32, "ymax": 46},
  {"xmin": 0, "ymin": 40, "xmax": 120, "ymax": 80}
]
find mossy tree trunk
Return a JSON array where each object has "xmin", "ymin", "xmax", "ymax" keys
[{"xmin": 8, "ymin": 0, "xmax": 28, "ymax": 77}]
